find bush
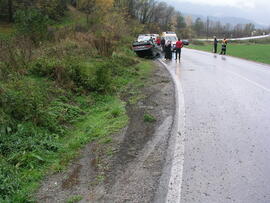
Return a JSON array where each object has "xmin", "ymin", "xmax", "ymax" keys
[
  {"xmin": 0, "ymin": 108, "xmax": 15, "ymax": 136},
  {"xmin": 29, "ymin": 57, "xmax": 60, "ymax": 77},
  {"xmin": 0, "ymin": 78, "xmax": 49, "ymax": 125},
  {"xmin": 47, "ymin": 101, "xmax": 83, "ymax": 125},
  {"xmin": 68, "ymin": 60, "xmax": 113, "ymax": 93},
  {"xmin": 39, "ymin": 0, "xmax": 67, "ymax": 21},
  {"xmin": 0, "ymin": 77, "xmax": 83, "ymax": 133},
  {"xmin": 14, "ymin": 9, "xmax": 49, "ymax": 43},
  {"xmin": 0, "ymin": 36, "xmax": 34, "ymax": 72},
  {"xmin": 30, "ymin": 57, "xmax": 113, "ymax": 93},
  {"xmin": 0, "ymin": 123, "xmax": 59, "ymax": 158},
  {"xmin": 144, "ymin": 113, "xmax": 156, "ymax": 123},
  {"xmin": 0, "ymin": 159, "xmax": 20, "ymax": 200},
  {"xmin": 95, "ymin": 62, "xmax": 112, "ymax": 93}
]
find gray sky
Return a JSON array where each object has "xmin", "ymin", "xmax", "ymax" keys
[{"xmin": 165, "ymin": 0, "xmax": 270, "ymax": 26}]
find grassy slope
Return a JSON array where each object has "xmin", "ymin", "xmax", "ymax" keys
[
  {"xmin": 52, "ymin": 5, "xmax": 87, "ymax": 28},
  {"xmin": 0, "ymin": 5, "xmax": 85, "ymax": 38},
  {"xmin": 1, "ymin": 58, "xmax": 153, "ymax": 202},
  {"xmin": 188, "ymin": 42, "xmax": 270, "ymax": 65},
  {"xmin": 24, "ymin": 61, "xmax": 153, "ymax": 202},
  {"xmin": 0, "ymin": 6, "xmax": 153, "ymax": 202}
]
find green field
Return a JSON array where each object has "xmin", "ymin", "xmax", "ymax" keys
[{"xmin": 189, "ymin": 43, "xmax": 270, "ymax": 65}]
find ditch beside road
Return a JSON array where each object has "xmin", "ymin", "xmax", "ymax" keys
[{"xmin": 36, "ymin": 61, "xmax": 176, "ymax": 203}]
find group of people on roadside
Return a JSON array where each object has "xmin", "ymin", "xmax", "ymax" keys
[
  {"xmin": 214, "ymin": 36, "xmax": 228, "ymax": 55},
  {"xmin": 156, "ymin": 37, "xmax": 184, "ymax": 61},
  {"xmin": 155, "ymin": 35, "xmax": 227, "ymax": 60}
]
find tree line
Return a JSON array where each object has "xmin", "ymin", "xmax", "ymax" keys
[
  {"xmin": 0, "ymin": 0, "xmax": 67, "ymax": 22},
  {"xmin": 0, "ymin": 0, "xmax": 269, "ymax": 39},
  {"xmin": 114, "ymin": 0, "xmax": 269, "ymax": 38},
  {"xmin": 192, "ymin": 17, "xmax": 269, "ymax": 39}
]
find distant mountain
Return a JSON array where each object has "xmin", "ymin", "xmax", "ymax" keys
[
  {"xmin": 183, "ymin": 13, "xmax": 265, "ymax": 29},
  {"xmin": 162, "ymin": 0, "xmax": 267, "ymax": 29}
]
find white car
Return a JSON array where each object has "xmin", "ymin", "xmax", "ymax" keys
[
  {"xmin": 137, "ymin": 35, "xmax": 152, "ymax": 42},
  {"xmin": 137, "ymin": 34, "xmax": 159, "ymax": 42}
]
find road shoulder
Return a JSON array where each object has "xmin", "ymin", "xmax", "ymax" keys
[{"xmin": 36, "ymin": 60, "xmax": 175, "ymax": 203}]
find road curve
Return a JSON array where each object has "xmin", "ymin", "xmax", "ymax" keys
[{"xmin": 160, "ymin": 48, "xmax": 270, "ymax": 203}]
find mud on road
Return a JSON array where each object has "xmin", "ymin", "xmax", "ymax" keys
[{"xmin": 36, "ymin": 61, "xmax": 175, "ymax": 203}]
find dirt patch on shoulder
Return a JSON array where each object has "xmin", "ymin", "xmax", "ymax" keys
[{"xmin": 36, "ymin": 60, "xmax": 175, "ymax": 203}]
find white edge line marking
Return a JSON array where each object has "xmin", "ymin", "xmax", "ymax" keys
[
  {"xmin": 186, "ymin": 48, "xmax": 270, "ymax": 93},
  {"xmin": 158, "ymin": 59, "xmax": 186, "ymax": 203},
  {"xmin": 225, "ymin": 69, "xmax": 270, "ymax": 93}
]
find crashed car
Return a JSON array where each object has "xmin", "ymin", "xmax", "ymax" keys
[{"xmin": 133, "ymin": 35, "xmax": 160, "ymax": 58}]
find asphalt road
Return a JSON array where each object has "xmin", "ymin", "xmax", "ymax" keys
[{"xmin": 161, "ymin": 48, "xmax": 270, "ymax": 203}]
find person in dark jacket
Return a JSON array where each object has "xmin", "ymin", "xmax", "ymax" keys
[
  {"xmin": 175, "ymin": 38, "xmax": 184, "ymax": 60},
  {"xmin": 161, "ymin": 37, "xmax": 166, "ymax": 52},
  {"xmin": 220, "ymin": 38, "xmax": 228, "ymax": 55},
  {"xmin": 165, "ymin": 41, "xmax": 172, "ymax": 60},
  {"xmin": 213, "ymin": 36, "xmax": 218, "ymax": 53}
]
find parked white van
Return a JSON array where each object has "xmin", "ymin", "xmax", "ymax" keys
[{"xmin": 161, "ymin": 31, "xmax": 178, "ymax": 50}]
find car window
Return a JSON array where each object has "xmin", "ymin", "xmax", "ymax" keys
[
  {"xmin": 165, "ymin": 36, "xmax": 177, "ymax": 41},
  {"xmin": 138, "ymin": 36, "xmax": 145, "ymax": 40},
  {"xmin": 138, "ymin": 36, "xmax": 151, "ymax": 41}
]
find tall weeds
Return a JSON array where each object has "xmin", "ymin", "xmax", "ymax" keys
[{"xmin": 0, "ymin": 5, "xmax": 143, "ymax": 202}]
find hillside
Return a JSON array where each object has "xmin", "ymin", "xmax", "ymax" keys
[{"xmin": 0, "ymin": 3, "xmax": 149, "ymax": 202}]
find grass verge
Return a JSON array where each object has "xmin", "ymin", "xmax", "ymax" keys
[
  {"xmin": 0, "ymin": 57, "xmax": 153, "ymax": 202},
  {"xmin": 0, "ymin": 5, "xmax": 150, "ymax": 202},
  {"xmin": 188, "ymin": 42, "xmax": 270, "ymax": 65}
]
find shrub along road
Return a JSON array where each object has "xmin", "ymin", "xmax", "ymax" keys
[{"xmin": 36, "ymin": 61, "xmax": 175, "ymax": 202}]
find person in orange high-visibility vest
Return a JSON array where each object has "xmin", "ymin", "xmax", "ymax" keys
[{"xmin": 220, "ymin": 38, "xmax": 228, "ymax": 55}]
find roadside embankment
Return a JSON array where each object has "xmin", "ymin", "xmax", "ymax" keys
[{"xmin": 36, "ymin": 60, "xmax": 175, "ymax": 202}]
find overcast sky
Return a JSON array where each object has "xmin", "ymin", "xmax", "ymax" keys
[{"xmin": 165, "ymin": 0, "xmax": 270, "ymax": 26}]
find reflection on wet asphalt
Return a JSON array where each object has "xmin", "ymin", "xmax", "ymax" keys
[{"xmin": 164, "ymin": 49, "xmax": 270, "ymax": 203}]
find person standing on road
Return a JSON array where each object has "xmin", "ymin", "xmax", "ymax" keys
[
  {"xmin": 220, "ymin": 38, "xmax": 228, "ymax": 55},
  {"xmin": 175, "ymin": 38, "xmax": 184, "ymax": 61},
  {"xmin": 156, "ymin": 37, "xmax": 161, "ymax": 46},
  {"xmin": 161, "ymin": 37, "xmax": 166, "ymax": 52},
  {"xmin": 213, "ymin": 36, "xmax": 218, "ymax": 53},
  {"xmin": 165, "ymin": 41, "xmax": 172, "ymax": 60}
]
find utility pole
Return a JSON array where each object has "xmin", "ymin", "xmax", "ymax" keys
[{"xmin": 206, "ymin": 16, "xmax": 209, "ymax": 41}]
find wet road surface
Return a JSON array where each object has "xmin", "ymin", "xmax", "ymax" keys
[{"xmin": 162, "ymin": 48, "xmax": 270, "ymax": 203}]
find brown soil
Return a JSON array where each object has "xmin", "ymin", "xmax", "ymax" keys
[{"xmin": 36, "ymin": 60, "xmax": 175, "ymax": 203}]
